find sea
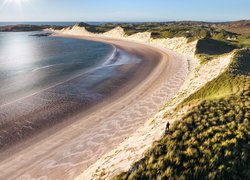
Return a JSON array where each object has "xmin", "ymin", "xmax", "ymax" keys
[
  {"xmin": 0, "ymin": 31, "xmax": 115, "ymax": 104},
  {"xmin": 0, "ymin": 30, "xmax": 141, "ymax": 148}
]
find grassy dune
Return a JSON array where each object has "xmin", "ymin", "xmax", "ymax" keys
[
  {"xmin": 195, "ymin": 38, "xmax": 238, "ymax": 64},
  {"xmin": 116, "ymin": 90, "xmax": 249, "ymax": 179},
  {"xmin": 77, "ymin": 22, "xmax": 250, "ymax": 65},
  {"xmin": 115, "ymin": 45, "xmax": 250, "ymax": 179},
  {"xmin": 185, "ymin": 49, "xmax": 250, "ymax": 102}
]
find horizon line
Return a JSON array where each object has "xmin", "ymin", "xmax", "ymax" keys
[{"xmin": 0, "ymin": 19, "xmax": 249, "ymax": 23}]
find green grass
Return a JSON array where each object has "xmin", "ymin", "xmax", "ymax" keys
[
  {"xmin": 183, "ymin": 72, "xmax": 249, "ymax": 103},
  {"xmin": 114, "ymin": 48, "xmax": 250, "ymax": 180},
  {"xmin": 230, "ymin": 48, "xmax": 250, "ymax": 74},
  {"xmin": 77, "ymin": 22, "xmax": 247, "ymax": 65},
  {"xmin": 150, "ymin": 26, "xmax": 213, "ymax": 41},
  {"xmin": 236, "ymin": 36, "xmax": 250, "ymax": 48},
  {"xmin": 184, "ymin": 49, "xmax": 250, "ymax": 104},
  {"xmin": 77, "ymin": 22, "xmax": 240, "ymax": 42},
  {"xmin": 196, "ymin": 39, "xmax": 238, "ymax": 55},
  {"xmin": 195, "ymin": 38, "xmax": 239, "ymax": 64},
  {"xmin": 116, "ymin": 90, "xmax": 250, "ymax": 180},
  {"xmin": 228, "ymin": 35, "xmax": 250, "ymax": 49}
]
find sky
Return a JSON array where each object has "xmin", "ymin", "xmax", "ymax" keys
[{"xmin": 0, "ymin": 0, "xmax": 249, "ymax": 22}]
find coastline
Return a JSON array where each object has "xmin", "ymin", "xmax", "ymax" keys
[
  {"xmin": 74, "ymin": 29, "xmax": 233, "ymax": 179},
  {"xmin": 0, "ymin": 33, "xmax": 188, "ymax": 179}
]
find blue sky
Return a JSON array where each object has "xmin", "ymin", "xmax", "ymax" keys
[{"xmin": 0, "ymin": 0, "xmax": 249, "ymax": 22}]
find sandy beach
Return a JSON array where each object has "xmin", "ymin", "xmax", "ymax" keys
[{"xmin": 0, "ymin": 34, "xmax": 188, "ymax": 180}]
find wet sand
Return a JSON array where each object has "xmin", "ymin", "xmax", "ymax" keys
[
  {"xmin": 0, "ymin": 35, "xmax": 187, "ymax": 180},
  {"xmin": 0, "ymin": 45, "xmax": 142, "ymax": 151}
]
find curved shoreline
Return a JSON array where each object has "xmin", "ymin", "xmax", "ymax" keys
[
  {"xmin": 0, "ymin": 35, "xmax": 188, "ymax": 180},
  {"xmin": 0, "ymin": 38, "xmax": 116, "ymax": 108},
  {"xmin": 0, "ymin": 35, "xmax": 157, "ymax": 154}
]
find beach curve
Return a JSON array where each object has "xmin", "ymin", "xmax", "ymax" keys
[{"xmin": 0, "ymin": 34, "xmax": 189, "ymax": 180}]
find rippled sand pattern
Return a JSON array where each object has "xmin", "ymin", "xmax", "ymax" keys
[
  {"xmin": 0, "ymin": 38, "xmax": 188, "ymax": 180},
  {"xmin": 0, "ymin": 61, "xmax": 137, "ymax": 149}
]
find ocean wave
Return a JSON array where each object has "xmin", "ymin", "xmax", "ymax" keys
[{"xmin": 103, "ymin": 47, "xmax": 141, "ymax": 67}]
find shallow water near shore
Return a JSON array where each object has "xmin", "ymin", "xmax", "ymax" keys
[
  {"xmin": 0, "ymin": 32, "xmax": 116, "ymax": 104},
  {"xmin": 0, "ymin": 32, "xmax": 141, "ymax": 150},
  {"xmin": 0, "ymin": 32, "xmax": 188, "ymax": 180}
]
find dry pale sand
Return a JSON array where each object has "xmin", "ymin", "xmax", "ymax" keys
[{"xmin": 0, "ymin": 35, "xmax": 188, "ymax": 180}]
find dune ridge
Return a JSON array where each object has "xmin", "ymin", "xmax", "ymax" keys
[{"xmin": 53, "ymin": 25, "xmax": 197, "ymax": 59}]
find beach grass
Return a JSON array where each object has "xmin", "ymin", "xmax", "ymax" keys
[
  {"xmin": 195, "ymin": 38, "xmax": 239, "ymax": 64},
  {"xmin": 116, "ymin": 89, "xmax": 250, "ymax": 180},
  {"xmin": 230, "ymin": 35, "xmax": 250, "ymax": 48},
  {"xmin": 185, "ymin": 49, "xmax": 250, "ymax": 103},
  {"xmin": 115, "ymin": 47, "xmax": 250, "ymax": 180}
]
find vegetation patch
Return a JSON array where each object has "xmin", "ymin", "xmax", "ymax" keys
[
  {"xmin": 183, "ymin": 72, "xmax": 249, "ymax": 103},
  {"xmin": 77, "ymin": 22, "xmax": 246, "ymax": 64},
  {"xmin": 116, "ymin": 90, "xmax": 250, "ymax": 180},
  {"xmin": 195, "ymin": 38, "xmax": 238, "ymax": 63},
  {"xmin": 196, "ymin": 38, "xmax": 237, "ymax": 55},
  {"xmin": 218, "ymin": 20, "xmax": 250, "ymax": 36},
  {"xmin": 184, "ymin": 49, "xmax": 250, "ymax": 103},
  {"xmin": 229, "ymin": 35, "xmax": 250, "ymax": 48},
  {"xmin": 230, "ymin": 49, "xmax": 250, "ymax": 74},
  {"xmin": 78, "ymin": 23, "xmax": 114, "ymax": 33},
  {"xmin": 115, "ymin": 48, "xmax": 249, "ymax": 180}
]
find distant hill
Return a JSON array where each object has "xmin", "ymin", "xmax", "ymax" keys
[
  {"xmin": 1, "ymin": 20, "xmax": 249, "ymax": 36},
  {"xmin": 0, "ymin": 24, "xmax": 64, "ymax": 32},
  {"xmin": 216, "ymin": 20, "xmax": 250, "ymax": 35},
  {"xmin": 219, "ymin": 20, "xmax": 250, "ymax": 28}
]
